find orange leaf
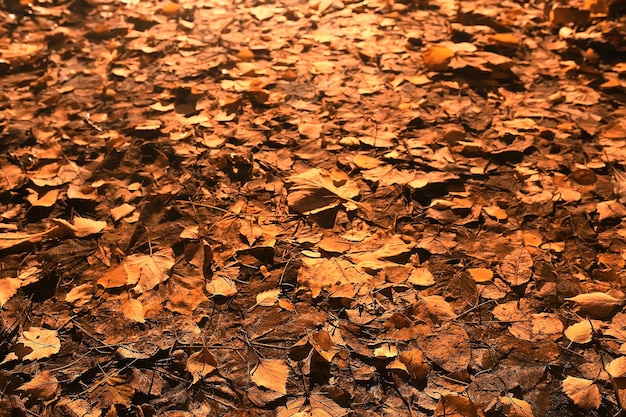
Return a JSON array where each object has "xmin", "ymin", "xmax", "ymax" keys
[{"xmin": 251, "ymin": 358, "xmax": 289, "ymax": 394}]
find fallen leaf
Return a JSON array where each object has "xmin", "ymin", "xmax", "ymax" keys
[
  {"xmin": 499, "ymin": 395, "xmax": 534, "ymax": 417},
  {"xmin": 562, "ymin": 376, "xmax": 601, "ymax": 410},
  {"xmin": 16, "ymin": 327, "xmax": 61, "ymax": 361},
  {"xmin": 186, "ymin": 348, "xmax": 217, "ymax": 384},
  {"xmin": 468, "ymin": 268, "xmax": 494, "ymax": 283},
  {"xmin": 124, "ymin": 248, "xmax": 175, "ymax": 293},
  {"xmin": 120, "ymin": 297, "xmax": 145, "ymax": 323},
  {"xmin": 0, "ymin": 278, "xmax": 21, "ymax": 306},
  {"xmin": 566, "ymin": 292, "xmax": 622, "ymax": 318},
  {"xmin": 564, "ymin": 320, "xmax": 593, "ymax": 344},
  {"xmin": 256, "ymin": 288, "xmax": 280, "ymax": 307},
  {"xmin": 65, "ymin": 283, "xmax": 94, "ymax": 307},
  {"xmin": 53, "ymin": 216, "xmax": 107, "ymax": 237},
  {"xmin": 251, "ymin": 358, "xmax": 289, "ymax": 394},
  {"xmin": 18, "ymin": 370, "xmax": 59, "ymax": 400},
  {"xmin": 606, "ymin": 356, "xmax": 626, "ymax": 379},
  {"xmin": 498, "ymin": 247, "xmax": 533, "ymax": 286},
  {"xmin": 398, "ymin": 349, "xmax": 429, "ymax": 380},
  {"xmin": 206, "ymin": 275, "xmax": 238, "ymax": 297}
]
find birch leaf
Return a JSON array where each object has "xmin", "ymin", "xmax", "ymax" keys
[{"xmin": 562, "ymin": 376, "xmax": 601, "ymax": 410}]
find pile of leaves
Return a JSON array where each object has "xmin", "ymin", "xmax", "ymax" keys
[{"xmin": 1, "ymin": 0, "xmax": 626, "ymax": 415}]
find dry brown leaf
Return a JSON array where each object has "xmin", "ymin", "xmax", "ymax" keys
[
  {"xmin": 97, "ymin": 264, "xmax": 127, "ymax": 290},
  {"xmin": 124, "ymin": 248, "xmax": 175, "ymax": 293},
  {"xmin": 562, "ymin": 376, "xmax": 601, "ymax": 410},
  {"xmin": 498, "ymin": 247, "xmax": 533, "ymax": 286},
  {"xmin": 423, "ymin": 45, "xmax": 455, "ymax": 71},
  {"xmin": 0, "ymin": 228, "xmax": 57, "ymax": 251},
  {"xmin": 53, "ymin": 216, "xmax": 107, "ymax": 237},
  {"xmin": 374, "ymin": 343, "xmax": 398, "ymax": 358},
  {"xmin": 407, "ymin": 267, "xmax": 436, "ymax": 287},
  {"xmin": 0, "ymin": 278, "xmax": 21, "ymax": 306},
  {"xmin": 564, "ymin": 320, "xmax": 593, "ymax": 344},
  {"xmin": 16, "ymin": 327, "xmax": 61, "ymax": 361},
  {"xmin": 65, "ymin": 283, "xmax": 94, "ymax": 307},
  {"xmin": 499, "ymin": 395, "xmax": 534, "ymax": 417},
  {"xmin": 251, "ymin": 358, "xmax": 289, "ymax": 394},
  {"xmin": 606, "ymin": 356, "xmax": 626, "ymax": 379},
  {"xmin": 27, "ymin": 188, "xmax": 59, "ymax": 207},
  {"xmin": 120, "ymin": 297, "xmax": 145, "ymax": 323},
  {"xmin": 286, "ymin": 168, "xmax": 361, "ymax": 215},
  {"xmin": 566, "ymin": 292, "xmax": 622, "ymax": 318},
  {"xmin": 434, "ymin": 394, "xmax": 479, "ymax": 417},
  {"xmin": 420, "ymin": 295, "xmax": 457, "ymax": 320},
  {"xmin": 256, "ymin": 288, "xmax": 280, "ymax": 307},
  {"xmin": 206, "ymin": 275, "xmax": 238, "ymax": 297},
  {"xmin": 398, "ymin": 348, "xmax": 429, "ymax": 380},
  {"xmin": 186, "ymin": 348, "xmax": 217, "ymax": 384},
  {"xmin": 110, "ymin": 203, "xmax": 135, "ymax": 221},
  {"xmin": 309, "ymin": 330, "xmax": 341, "ymax": 362},
  {"xmin": 468, "ymin": 268, "xmax": 493, "ymax": 283},
  {"xmin": 18, "ymin": 370, "xmax": 59, "ymax": 400}
]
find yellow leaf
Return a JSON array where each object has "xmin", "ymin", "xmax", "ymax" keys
[
  {"xmin": 564, "ymin": 320, "xmax": 593, "ymax": 344},
  {"xmin": 374, "ymin": 343, "xmax": 398, "ymax": 358},
  {"xmin": 110, "ymin": 203, "xmax": 135, "ymax": 221},
  {"xmin": 97, "ymin": 264, "xmax": 128, "ymax": 289},
  {"xmin": 251, "ymin": 358, "xmax": 289, "ymax": 394},
  {"xmin": 484, "ymin": 205, "xmax": 508, "ymax": 220},
  {"xmin": 124, "ymin": 248, "xmax": 175, "ymax": 293},
  {"xmin": 17, "ymin": 327, "xmax": 61, "ymax": 361},
  {"xmin": 562, "ymin": 376, "xmax": 601, "ymax": 410},
  {"xmin": 27, "ymin": 188, "xmax": 59, "ymax": 207},
  {"xmin": 565, "ymin": 292, "xmax": 622, "ymax": 318},
  {"xmin": 186, "ymin": 348, "xmax": 217, "ymax": 384},
  {"xmin": 353, "ymin": 155, "xmax": 383, "ymax": 169}
]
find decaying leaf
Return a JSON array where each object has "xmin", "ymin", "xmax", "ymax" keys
[
  {"xmin": 566, "ymin": 292, "xmax": 622, "ymax": 318},
  {"xmin": 251, "ymin": 358, "xmax": 289, "ymax": 395},
  {"xmin": 53, "ymin": 216, "xmax": 107, "ymax": 237},
  {"xmin": 562, "ymin": 376, "xmax": 601, "ymax": 410},
  {"xmin": 498, "ymin": 247, "xmax": 533, "ymax": 286}
]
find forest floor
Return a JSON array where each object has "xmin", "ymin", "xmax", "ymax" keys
[{"xmin": 1, "ymin": 0, "xmax": 626, "ymax": 416}]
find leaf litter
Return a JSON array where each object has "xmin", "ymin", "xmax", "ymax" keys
[{"xmin": 1, "ymin": 0, "xmax": 626, "ymax": 415}]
